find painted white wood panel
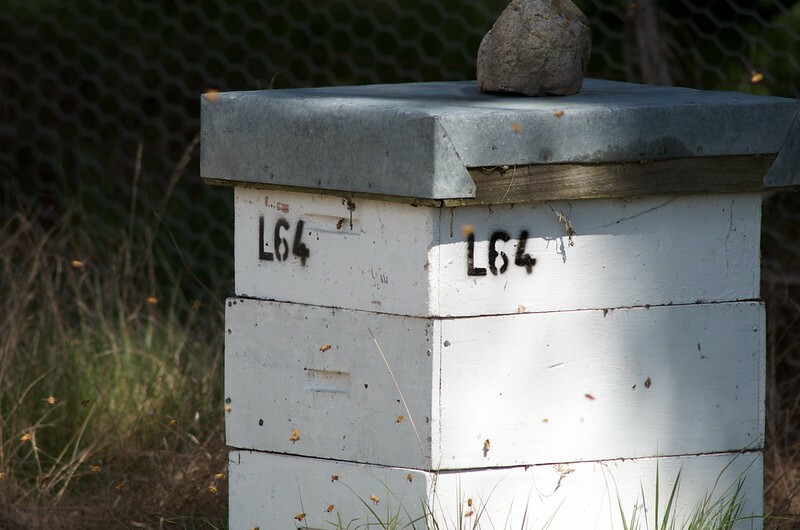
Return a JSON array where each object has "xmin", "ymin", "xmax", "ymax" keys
[
  {"xmin": 432, "ymin": 193, "xmax": 761, "ymax": 317},
  {"xmin": 435, "ymin": 301, "xmax": 765, "ymax": 469},
  {"xmin": 234, "ymin": 188, "xmax": 437, "ymax": 316},
  {"xmin": 227, "ymin": 299, "xmax": 763, "ymax": 471},
  {"xmin": 229, "ymin": 449, "xmax": 763, "ymax": 530},
  {"xmin": 234, "ymin": 189, "xmax": 761, "ymax": 317},
  {"xmin": 225, "ymin": 298, "xmax": 438, "ymax": 469}
]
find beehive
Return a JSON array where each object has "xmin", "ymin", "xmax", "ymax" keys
[{"xmin": 202, "ymin": 79, "xmax": 800, "ymax": 529}]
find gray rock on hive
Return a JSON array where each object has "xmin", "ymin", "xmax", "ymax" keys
[{"xmin": 477, "ymin": 0, "xmax": 592, "ymax": 96}]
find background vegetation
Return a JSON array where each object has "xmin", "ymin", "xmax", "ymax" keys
[
  {"xmin": 0, "ymin": 200, "xmax": 227, "ymax": 528},
  {"xmin": 1, "ymin": 0, "xmax": 799, "ymax": 527}
]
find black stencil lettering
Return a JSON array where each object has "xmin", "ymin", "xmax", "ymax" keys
[
  {"xmin": 258, "ymin": 216, "xmax": 274, "ymax": 261},
  {"xmin": 292, "ymin": 220, "xmax": 310, "ymax": 266},
  {"xmin": 274, "ymin": 218, "xmax": 290, "ymax": 261},
  {"xmin": 488, "ymin": 231, "xmax": 510, "ymax": 275},
  {"xmin": 466, "ymin": 233, "xmax": 487, "ymax": 277},
  {"xmin": 514, "ymin": 230, "xmax": 536, "ymax": 273}
]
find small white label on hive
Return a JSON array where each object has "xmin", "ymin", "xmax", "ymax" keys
[
  {"xmin": 304, "ymin": 369, "xmax": 351, "ymax": 394},
  {"xmin": 305, "ymin": 214, "xmax": 361, "ymax": 234}
]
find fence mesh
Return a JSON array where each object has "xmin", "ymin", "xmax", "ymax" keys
[
  {"xmin": 3, "ymin": 1, "xmax": 799, "ymax": 293},
  {"xmin": 3, "ymin": 1, "xmax": 799, "ymax": 261}
]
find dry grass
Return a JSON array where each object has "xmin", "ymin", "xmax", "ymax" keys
[
  {"xmin": 0, "ymin": 204, "xmax": 227, "ymax": 529},
  {"xmin": 763, "ymin": 192, "xmax": 800, "ymax": 529},
  {"xmin": 1, "ymin": 188, "xmax": 799, "ymax": 529}
]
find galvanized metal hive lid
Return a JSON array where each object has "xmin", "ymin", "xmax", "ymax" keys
[{"xmin": 201, "ymin": 79, "xmax": 800, "ymax": 200}]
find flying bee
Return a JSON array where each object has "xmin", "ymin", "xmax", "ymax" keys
[
  {"xmin": 370, "ymin": 495, "xmax": 380, "ymax": 505},
  {"xmin": 325, "ymin": 505, "xmax": 335, "ymax": 513}
]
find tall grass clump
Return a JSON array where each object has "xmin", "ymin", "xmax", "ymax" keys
[
  {"xmin": 616, "ymin": 465, "xmax": 747, "ymax": 530},
  {"xmin": 0, "ymin": 200, "xmax": 227, "ymax": 529},
  {"xmin": 762, "ymin": 192, "xmax": 800, "ymax": 529}
]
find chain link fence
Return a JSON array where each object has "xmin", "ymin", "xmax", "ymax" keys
[
  {"xmin": 3, "ymin": 0, "xmax": 799, "ymax": 295},
  {"xmin": 3, "ymin": 3, "xmax": 800, "ymax": 352}
]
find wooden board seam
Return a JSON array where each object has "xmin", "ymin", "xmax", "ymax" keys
[
  {"xmin": 204, "ymin": 177, "xmax": 447, "ymax": 207},
  {"xmin": 230, "ymin": 295, "xmax": 763, "ymax": 321},
  {"xmin": 225, "ymin": 447, "xmax": 763, "ymax": 474}
]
